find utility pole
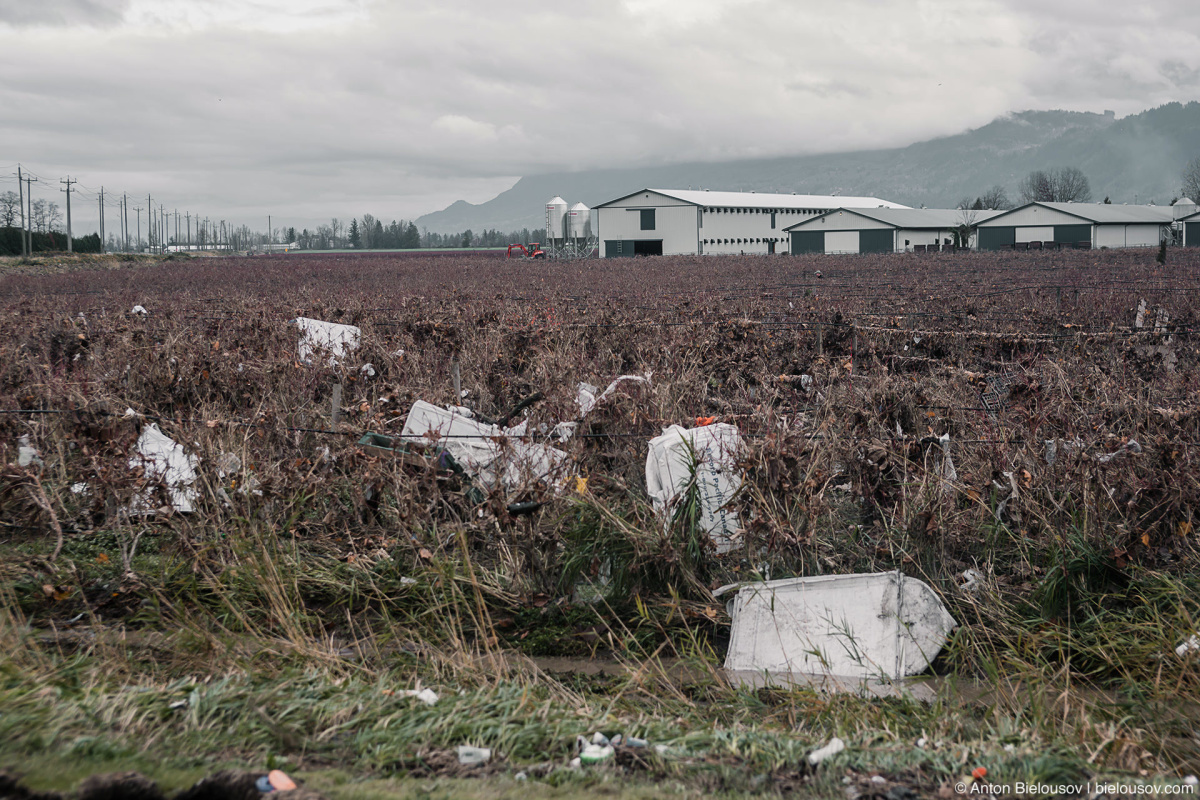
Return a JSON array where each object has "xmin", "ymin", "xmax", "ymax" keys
[
  {"xmin": 147, "ymin": 194, "xmax": 153, "ymax": 253},
  {"xmin": 268, "ymin": 214, "xmax": 271, "ymax": 248},
  {"xmin": 60, "ymin": 176, "xmax": 76, "ymax": 253},
  {"xmin": 98, "ymin": 187, "xmax": 105, "ymax": 253},
  {"xmin": 16, "ymin": 166, "xmax": 25, "ymax": 257},
  {"xmin": 122, "ymin": 193, "xmax": 128, "ymax": 252},
  {"xmin": 23, "ymin": 172, "xmax": 38, "ymax": 255},
  {"xmin": 134, "ymin": 206, "xmax": 142, "ymax": 251},
  {"xmin": 186, "ymin": 212, "xmax": 191, "ymax": 250}
]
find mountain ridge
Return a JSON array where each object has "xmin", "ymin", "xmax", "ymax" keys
[{"xmin": 415, "ymin": 102, "xmax": 1200, "ymax": 234}]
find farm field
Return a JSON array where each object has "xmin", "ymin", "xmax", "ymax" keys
[{"xmin": 1, "ymin": 248, "xmax": 1199, "ymax": 798}]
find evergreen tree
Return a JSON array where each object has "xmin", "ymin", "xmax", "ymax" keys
[{"xmin": 349, "ymin": 218, "xmax": 360, "ymax": 248}]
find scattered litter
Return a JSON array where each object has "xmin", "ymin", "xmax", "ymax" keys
[
  {"xmin": 1135, "ymin": 298, "xmax": 1147, "ymax": 328},
  {"xmin": 1175, "ymin": 634, "xmax": 1200, "ymax": 658},
  {"xmin": 916, "ymin": 737, "xmax": 928, "ymax": 749},
  {"xmin": 961, "ymin": 569, "xmax": 984, "ymax": 595},
  {"xmin": 934, "ymin": 433, "xmax": 957, "ymax": 494},
  {"xmin": 392, "ymin": 348, "xmax": 406, "ymax": 358},
  {"xmin": 1045, "ymin": 439, "xmax": 1058, "ymax": 466},
  {"xmin": 70, "ymin": 482, "xmax": 90, "ymax": 496},
  {"xmin": 360, "ymin": 363, "xmax": 376, "ymax": 378},
  {"xmin": 1155, "ymin": 308, "xmax": 1170, "ymax": 334},
  {"xmin": 400, "ymin": 400, "xmax": 566, "ymax": 492},
  {"xmin": 800, "ymin": 374, "xmax": 813, "ymax": 392},
  {"xmin": 806, "ymin": 737, "xmax": 845, "ymax": 765},
  {"xmin": 293, "ymin": 317, "xmax": 361, "ymax": 366},
  {"xmin": 129, "ymin": 424, "xmax": 200, "ymax": 514},
  {"xmin": 254, "ymin": 769, "xmax": 297, "ymax": 792},
  {"xmin": 399, "ymin": 576, "xmax": 418, "ymax": 586},
  {"xmin": 398, "ymin": 688, "xmax": 439, "ymax": 705},
  {"xmin": 131, "ymin": 305, "xmax": 148, "ymax": 315},
  {"xmin": 1097, "ymin": 439, "xmax": 1142, "ymax": 463},
  {"xmin": 1185, "ymin": 776, "xmax": 1198, "ymax": 787},
  {"xmin": 124, "ymin": 407, "xmax": 139, "ymax": 417},
  {"xmin": 168, "ymin": 699, "xmax": 188, "ymax": 710},
  {"xmin": 515, "ymin": 771, "xmax": 527, "ymax": 781},
  {"xmin": 17, "ymin": 435, "xmax": 41, "ymax": 468},
  {"xmin": 718, "ymin": 571, "xmax": 957, "ymax": 680},
  {"xmin": 646, "ymin": 423, "xmax": 743, "ymax": 553},
  {"xmin": 580, "ymin": 744, "xmax": 613, "ymax": 764},
  {"xmin": 577, "ymin": 373, "xmax": 652, "ymax": 416},
  {"xmin": 456, "ymin": 745, "xmax": 492, "ymax": 766}
]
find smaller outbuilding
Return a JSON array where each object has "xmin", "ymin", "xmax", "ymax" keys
[
  {"xmin": 975, "ymin": 202, "xmax": 1173, "ymax": 251},
  {"xmin": 1180, "ymin": 207, "xmax": 1200, "ymax": 247},
  {"xmin": 783, "ymin": 208, "xmax": 1003, "ymax": 254}
]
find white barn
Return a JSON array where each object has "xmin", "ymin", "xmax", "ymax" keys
[
  {"xmin": 783, "ymin": 207, "xmax": 1004, "ymax": 254},
  {"xmin": 593, "ymin": 189, "xmax": 907, "ymax": 257},
  {"xmin": 975, "ymin": 202, "xmax": 1173, "ymax": 250}
]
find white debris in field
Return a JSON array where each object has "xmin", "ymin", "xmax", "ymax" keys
[
  {"xmin": 1155, "ymin": 307, "xmax": 1170, "ymax": 334},
  {"xmin": 17, "ymin": 435, "xmax": 41, "ymax": 468},
  {"xmin": 800, "ymin": 374, "xmax": 813, "ymax": 392},
  {"xmin": 646, "ymin": 423, "xmax": 743, "ymax": 552},
  {"xmin": 399, "ymin": 400, "xmax": 567, "ymax": 492},
  {"xmin": 1045, "ymin": 439, "xmax": 1058, "ymax": 466},
  {"xmin": 131, "ymin": 305, "xmax": 148, "ymax": 315},
  {"xmin": 1135, "ymin": 298, "xmax": 1147, "ymax": 328},
  {"xmin": 961, "ymin": 569, "xmax": 984, "ymax": 595},
  {"xmin": 360, "ymin": 363, "xmax": 376, "ymax": 378},
  {"xmin": 936, "ymin": 433, "xmax": 957, "ymax": 494},
  {"xmin": 721, "ymin": 571, "xmax": 957, "ymax": 680},
  {"xmin": 293, "ymin": 317, "xmax": 361, "ymax": 366},
  {"xmin": 128, "ymin": 424, "xmax": 200, "ymax": 514},
  {"xmin": 577, "ymin": 373, "xmax": 652, "ymax": 416},
  {"xmin": 392, "ymin": 349, "xmax": 406, "ymax": 358},
  {"xmin": 124, "ymin": 408, "xmax": 139, "ymax": 417},
  {"xmin": 806, "ymin": 737, "xmax": 845, "ymax": 765},
  {"xmin": 1097, "ymin": 439, "xmax": 1141, "ymax": 463},
  {"xmin": 1175, "ymin": 634, "xmax": 1200, "ymax": 658},
  {"xmin": 398, "ymin": 688, "xmax": 439, "ymax": 705}
]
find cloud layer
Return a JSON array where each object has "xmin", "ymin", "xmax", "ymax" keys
[{"xmin": 1, "ymin": 0, "xmax": 1197, "ymax": 234}]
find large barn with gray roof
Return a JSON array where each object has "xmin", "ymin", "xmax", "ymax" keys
[
  {"xmin": 593, "ymin": 189, "xmax": 908, "ymax": 257},
  {"xmin": 783, "ymin": 207, "xmax": 1004, "ymax": 254}
]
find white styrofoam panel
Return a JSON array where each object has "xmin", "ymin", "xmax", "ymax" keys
[
  {"xmin": 722, "ymin": 571, "xmax": 957, "ymax": 679},
  {"xmin": 825, "ymin": 230, "xmax": 860, "ymax": 254}
]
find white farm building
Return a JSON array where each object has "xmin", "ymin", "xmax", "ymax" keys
[
  {"xmin": 975, "ymin": 202, "xmax": 1174, "ymax": 250},
  {"xmin": 593, "ymin": 189, "xmax": 907, "ymax": 257},
  {"xmin": 783, "ymin": 208, "xmax": 1004, "ymax": 254}
]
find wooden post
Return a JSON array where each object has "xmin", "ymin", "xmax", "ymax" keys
[
  {"xmin": 331, "ymin": 383, "xmax": 343, "ymax": 425},
  {"xmin": 816, "ymin": 323, "xmax": 823, "ymax": 356},
  {"xmin": 451, "ymin": 358, "xmax": 461, "ymax": 402}
]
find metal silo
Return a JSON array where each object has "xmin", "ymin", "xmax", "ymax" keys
[
  {"xmin": 545, "ymin": 197, "xmax": 568, "ymax": 242},
  {"xmin": 567, "ymin": 202, "xmax": 590, "ymax": 240}
]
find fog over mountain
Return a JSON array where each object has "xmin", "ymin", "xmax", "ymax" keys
[{"xmin": 416, "ymin": 102, "xmax": 1200, "ymax": 235}]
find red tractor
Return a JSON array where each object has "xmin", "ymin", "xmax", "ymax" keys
[{"xmin": 506, "ymin": 242, "xmax": 545, "ymax": 259}]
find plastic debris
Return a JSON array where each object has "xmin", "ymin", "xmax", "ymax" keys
[
  {"xmin": 131, "ymin": 305, "xmax": 148, "ymax": 316},
  {"xmin": 800, "ymin": 374, "xmax": 813, "ymax": 392},
  {"xmin": 360, "ymin": 363, "xmax": 376, "ymax": 378},
  {"xmin": 293, "ymin": 317, "xmax": 361, "ymax": 366},
  {"xmin": 400, "ymin": 400, "xmax": 566, "ymax": 492},
  {"xmin": 646, "ymin": 422, "xmax": 743, "ymax": 553},
  {"xmin": 1097, "ymin": 439, "xmax": 1141, "ymax": 463},
  {"xmin": 1175, "ymin": 634, "xmax": 1200, "ymax": 658},
  {"xmin": 806, "ymin": 737, "xmax": 845, "ymax": 765},
  {"xmin": 398, "ymin": 688, "xmax": 439, "ymax": 705},
  {"xmin": 256, "ymin": 770, "xmax": 297, "ymax": 792},
  {"xmin": 961, "ymin": 569, "xmax": 984, "ymax": 595},
  {"xmin": 17, "ymin": 435, "xmax": 41, "ymax": 468},
  {"xmin": 935, "ymin": 433, "xmax": 957, "ymax": 494},
  {"xmin": 1185, "ymin": 776, "xmax": 1198, "ymax": 787},
  {"xmin": 718, "ymin": 571, "xmax": 957, "ymax": 680},
  {"xmin": 580, "ymin": 744, "xmax": 613, "ymax": 764},
  {"xmin": 456, "ymin": 745, "xmax": 492, "ymax": 766},
  {"xmin": 576, "ymin": 373, "xmax": 652, "ymax": 416},
  {"xmin": 1135, "ymin": 299, "xmax": 1147, "ymax": 329},
  {"xmin": 128, "ymin": 424, "xmax": 200, "ymax": 514}
]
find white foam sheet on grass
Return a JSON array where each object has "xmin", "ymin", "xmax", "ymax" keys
[
  {"xmin": 293, "ymin": 317, "xmax": 361, "ymax": 366},
  {"xmin": 645, "ymin": 423, "xmax": 743, "ymax": 553},
  {"xmin": 128, "ymin": 423, "xmax": 200, "ymax": 514},
  {"xmin": 399, "ymin": 400, "xmax": 566, "ymax": 492},
  {"xmin": 718, "ymin": 571, "xmax": 957, "ymax": 681}
]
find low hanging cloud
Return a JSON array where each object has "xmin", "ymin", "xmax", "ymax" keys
[{"xmin": 1, "ymin": 0, "xmax": 1196, "ymax": 233}]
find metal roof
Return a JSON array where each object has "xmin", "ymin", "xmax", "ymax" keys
[
  {"xmin": 595, "ymin": 188, "xmax": 909, "ymax": 210},
  {"xmin": 782, "ymin": 207, "xmax": 1003, "ymax": 232},
  {"xmin": 978, "ymin": 202, "xmax": 1174, "ymax": 226}
]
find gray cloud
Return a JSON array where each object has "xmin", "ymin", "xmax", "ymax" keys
[
  {"xmin": 0, "ymin": 0, "xmax": 127, "ymax": 27},
  {"xmin": 0, "ymin": 0, "xmax": 1195, "ymax": 235}
]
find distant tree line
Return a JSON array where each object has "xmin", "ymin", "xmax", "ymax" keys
[{"xmin": 288, "ymin": 215, "xmax": 548, "ymax": 251}]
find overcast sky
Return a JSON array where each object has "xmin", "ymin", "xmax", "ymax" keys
[{"xmin": 1, "ymin": 0, "xmax": 1198, "ymax": 237}]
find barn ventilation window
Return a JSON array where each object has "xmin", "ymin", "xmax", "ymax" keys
[{"xmin": 640, "ymin": 209, "xmax": 655, "ymax": 231}]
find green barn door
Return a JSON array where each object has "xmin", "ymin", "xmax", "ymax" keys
[
  {"xmin": 859, "ymin": 229, "xmax": 894, "ymax": 254},
  {"xmin": 978, "ymin": 227, "xmax": 1015, "ymax": 251},
  {"xmin": 791, "ymin": 231, "xmax": 824, "ymax": 254},
  {"xmin": 1053, "ymin": 224, "xmax": 1092, "ymax": 246}
]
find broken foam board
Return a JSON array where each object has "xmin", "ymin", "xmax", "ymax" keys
[
  {"xmin": 646, "ymin": 423, "xmax": 743, "ymax": 553},
  {"xmin": 293, "ymin": 317, "xmax": 361, "ymax": 366},
  {"xmin": 128, "ymin": 423, "xmax": 200, "ymax": 514},
  {"xmin": 719, "ymin": 571, "xmax": 957, "ymax": 680}
]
